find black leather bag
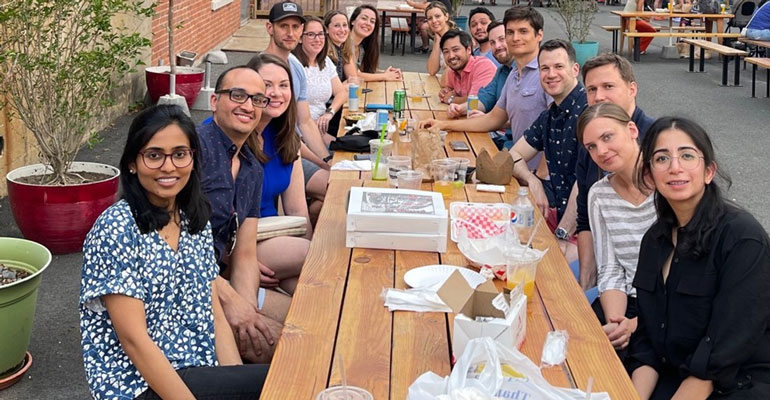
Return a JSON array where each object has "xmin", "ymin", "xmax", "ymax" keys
[{"xmin": 328, "ymin": 129, "xmax": 380, "ymax": 152}]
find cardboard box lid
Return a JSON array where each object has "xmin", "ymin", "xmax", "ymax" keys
[
  {"xmin": 437, "ymin": 270, "xmax": 505, "ymax": 319},
  {"xmin": 346, "ymin": 187, "xmax": 448, "ymax": 234}
]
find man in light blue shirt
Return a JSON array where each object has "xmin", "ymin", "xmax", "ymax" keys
[{"xmin": 468, "ymin": 7, "xmax": 500, "ymax": 68}]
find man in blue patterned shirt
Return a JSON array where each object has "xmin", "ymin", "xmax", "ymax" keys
[{"xmin": 510, "ymin": 39, "xmax": 587, "ymax": 262}]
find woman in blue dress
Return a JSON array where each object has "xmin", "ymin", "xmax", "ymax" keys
[
  {"xmin": 245, "ymin": 53, "xmax": 311, "ymax": 296},
  {"xmin": 80, "ymin": 105, "xmax": 267, "ymax": 399}
]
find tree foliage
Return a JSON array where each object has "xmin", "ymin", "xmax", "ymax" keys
[
  {"xmin": 0, "ymin": 0, "xmax": 154, "ymax": 185},
  {"xmin": 557, "ymin": 0, "xmax": 599, "ymax": 43}
]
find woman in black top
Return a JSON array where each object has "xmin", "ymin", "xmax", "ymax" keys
[{"xmin": 629, "ymin": 117, "xmax": 770, "ymax": 399}]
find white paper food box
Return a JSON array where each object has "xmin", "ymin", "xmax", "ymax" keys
[{"xmin": 346, "ymin": 187, "xmax": 448, "ymax": 252}]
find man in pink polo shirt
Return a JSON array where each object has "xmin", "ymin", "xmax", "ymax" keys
[{"xmin": 437, "ymin": 29, "xmax": 496, "ymax": 106}]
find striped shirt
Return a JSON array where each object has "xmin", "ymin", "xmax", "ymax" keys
[{"xmin": 588, "ymin": 175, "xmax": 656, "ymax": 296}]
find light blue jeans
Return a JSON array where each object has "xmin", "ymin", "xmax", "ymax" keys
[{"xmin": 747, "ymin": 28, "xmax": 770, "ymax": 41}]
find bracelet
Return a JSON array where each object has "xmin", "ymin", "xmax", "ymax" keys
[{"xmin": 322, "ymin": 154, "xmax": 333, "ymax": 163}]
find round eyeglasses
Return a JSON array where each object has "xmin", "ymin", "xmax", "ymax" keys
[
  {"xmin": 215, "ymin": 88, "xmax": 270, "ymax": 108},
  {"xmin": 650, "ymin": 150, "xmax": 703, "ymax": 172},
  {"xmin": 139, "ymin": 148, "xmax": 195, "ymax": 170}
]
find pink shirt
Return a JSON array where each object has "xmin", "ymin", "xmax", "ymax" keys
[{"xmin": 445, "ymin": 55, "xmax": 497, "ymax": 98}]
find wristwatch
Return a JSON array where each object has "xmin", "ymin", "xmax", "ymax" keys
[
  {"xmin": 325, "ymin": 106, "xmax": 334, "ymax": 115},
  {"xmin": 322, "ymin": 154, "xmax": 334, "ymax": 163},
  {"xmin": 554, "ymin": 227, "xmax": 569, "ymax": 240},
  {"xmin": 446, "ymin": 95, "xmax": 455, "ymax": 104}
]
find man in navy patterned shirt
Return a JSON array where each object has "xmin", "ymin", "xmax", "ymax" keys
[
  {"xmin": 509, "ymin": 39, "xmax": 587, "ymax": 262},
  {"xmin": 198, "ymin": 66, "xmax": 290, "ymax": 363}
]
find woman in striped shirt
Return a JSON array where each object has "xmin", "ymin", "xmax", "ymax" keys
[{"xmin": 577, "ymin": 103, "xmax": 657, "ymax": 352}]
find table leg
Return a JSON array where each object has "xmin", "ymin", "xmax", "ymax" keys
[
  {"xmin": 612, "ymin": 31, "xmax": 618, "ymax": 54},
  {"xmin": 619, "ymin": 17, "xmax": 626, "ymax": 55},
  {"xmin": 734, "ymin": 55, "xmax": 741, "ymax": 86},
  {"xmin": 752, "ymin": 64, "xmax": 756, "ymax": 97},
  {"xmin": 766, "ymin": 68, "xmax": 769, "ymax": 97},
  {"xmin": 634, "ymin": 38, "xmax": 641, "ymax": 62},
  {"xmin": 689, "ymin": 44, "xmax": 695, "ymax": 72},
  {"xmin": 699, "ymin": 48, "xmax": 705, "ymax": 72},
  {"xmin": 410, "ymin": 12, "xmax": 417, "ymax": 53},
  {"xmin": 628, "ymin": 19, "xmax": 637, "ymax": 56},
  {"xmin": 381, "ymin": 11, "xmax": 387, "ymax": 53},
  {"xmin": 717, "ymin": 18, "xmax": 724, "ymax": 45},
  {"xmin": 721, "ymin": 56, "xmax": 729, "ymax": 86}
]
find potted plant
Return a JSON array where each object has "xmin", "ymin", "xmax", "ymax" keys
[
  {"xmin": 0, "ymin": 237, "xmax": 51, "ymax": 389},
  {"xmin": 0, "ymin": 0, "xmax": 153, "ymax": 254},
  {"xmin": 557, "ymin": 0, "xmax": 600, "ymax": 66},
  {"xmin": 145, "ymin": 0, "xmax": 205, "ymax": 109},
  {"xmin": 450, "ymin": 0, "xmax": 469, "ymax": 30}
]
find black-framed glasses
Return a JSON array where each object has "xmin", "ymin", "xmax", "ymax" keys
[
  {"xmin": 303, "ymin": 31, "xmax": 325, "ymax": 40},
  {"xmin": 650, "ymin": 150, "xmax": 704, "ymax": 172},
  {"xmin": 215, "ymin": 88, "xmax": 271, "ymax": 108},
  {"xmin": 138, "ymin": 148, "xmax": 194, "ymax": 169}
]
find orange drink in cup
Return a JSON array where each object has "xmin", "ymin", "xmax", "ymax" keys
[
  {"xmin": 431, "ymin": 159, "xmax": 458, "ymax": 199},
  {"xmin": 504, "ymin": 248, "xmax": 544, "ymax": 299}
]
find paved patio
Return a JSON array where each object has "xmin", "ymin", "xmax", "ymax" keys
[{"xmin": 1, "ymin": 4, "xmax": 769, "ymax": 399}]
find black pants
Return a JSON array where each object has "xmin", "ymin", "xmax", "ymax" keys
[
  {"xmin": 591, "ymin": 295, "xmax": 637, "ymax": 361},
  {"xmin": 135, "ymin": 364, "xmax": 269, "ymax": 400}
]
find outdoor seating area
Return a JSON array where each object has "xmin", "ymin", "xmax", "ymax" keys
[{"xmin": 3, "ymin": 0, "xmax": 770, "ymax": 399}]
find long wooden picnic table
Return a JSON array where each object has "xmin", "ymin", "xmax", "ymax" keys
[
  {"xmin": 612, "ymin": 10, "xmax": 734, "ymax": 60},
  {"xmin": 260, "ymin": 75, "xmax": 639, "ymax": 400}
]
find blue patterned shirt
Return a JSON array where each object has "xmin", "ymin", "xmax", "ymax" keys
[
  {"xmin": 523, "ymin": 83, "xmax": 587, "ymax": 220},
  {"xmin": 79, "ymin": 200, "xmax": 219, "ymax": 400},
  {"xmin": 198, "ymin": 121, "xmax": 263, "ymax": 263}
]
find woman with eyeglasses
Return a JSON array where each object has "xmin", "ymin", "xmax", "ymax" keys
[
  {"xmin": 628, "ymin": 117, "xmax": 770, "ymax": 399},
  {"xmin": 577, "ymin": 103, "xmax": 657, "ymax": 354},
  {"xmin": 324, "ymin": 10, "xmax": 350, "ymax": 83},
  {"xmin": 343, "ymin": 4, "xmax": 402, "ymax": 82},
  {"xmin": 80, "ymin": 105, "xmax": 268, "ymax": 400},
  {"xmin": 244, "ymin": 53, "xmax": 316, "ymax": 297},
  {"xmin": 292, "ymin": 16, "xmax": 347, "ymax": 136}
]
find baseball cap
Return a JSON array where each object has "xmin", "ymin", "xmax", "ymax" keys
[{"xmin": 269, "ymin": 1, "xmax": 305, "ymax": 23}]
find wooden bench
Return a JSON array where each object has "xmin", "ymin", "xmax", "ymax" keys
[
  {"xmin": 745, "ymin": 57, "xmax": 770, "ymax": 98},
  {"xmin": 391, "ymin": 17, "xmax": 409, "ymax": 56},
  {"xmin": 606, "ymin": 24, "xmax": 705, "ymax": 53},
  {"xmin": 739, "ymin": 38, "xmax": 770, "ymax": 57},
  {"xmin": 625, "ymin": 31, "xmax": 742, "ymax": 61},
  {"xmin": 681, "ymin": 38, "xmax": 748, "ymax": 86}
]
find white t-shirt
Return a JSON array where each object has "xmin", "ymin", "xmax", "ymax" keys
[{"xmin": 304, "ymin": 56, "xmax": 338, "ymax": 120}]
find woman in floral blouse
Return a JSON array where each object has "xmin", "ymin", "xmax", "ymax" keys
[{"xmin": 79, "ymin": 105, "xmax": 267, "ymax": 399}]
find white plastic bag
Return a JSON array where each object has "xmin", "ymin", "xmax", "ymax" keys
[{"xmin": 408, "ymin": 337, "xmax": 610, "ymax": 400}]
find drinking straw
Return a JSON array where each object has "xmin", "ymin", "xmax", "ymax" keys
[
  {"xmin": 373, "ymin": 122, "xmax": 387, "ymax": 179},
  {"xmin": 585, "ymin": 376, "xmax": 594, "ymax": 400},
  {"xmin": 524, "ymin": 217, "xmax": 542, "ymax": 250},
  {"xmin": 337, "ymin": 351, "xmax": 348, "ymax": 399}
]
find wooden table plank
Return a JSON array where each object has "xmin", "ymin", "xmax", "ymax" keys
[
  {"xmin": 260, "ymin": 179, "xmax": 361, "ymax": 399},
  {"xmin": 499, "ymin": 191, "xmax": 640, "ymax": 399},
  {"xmin": 466, "ymin": 131, "xmax": 499, "ymax": 163},
  {"xmin": 366, "ymin": 81, "xmax": 387, "ymax": 105},
  {"xmin": 391, "ymin": 251, "xmax": 450, "ymax": 400}
]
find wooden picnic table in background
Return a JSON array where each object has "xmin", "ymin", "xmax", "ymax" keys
[
  {"xmin": 612, "ymin": 10, "xmax": 734, "ymax": 56},
  {"xmin": 376, "ymin": 0, "xmax": 422, "ymax": 54},
  {"xmin": 259, "ymin": 75, "xmax": 639, "ymax": 400}
]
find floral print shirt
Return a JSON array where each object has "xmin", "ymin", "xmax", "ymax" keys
[{"xmin": 79, "ymin": 200, "xmax": 219, "ymax": 400}]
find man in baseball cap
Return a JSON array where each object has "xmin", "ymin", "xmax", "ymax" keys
[{"xmin": 268, "ymin": 1, "xmax": 305, "ymax": 23}]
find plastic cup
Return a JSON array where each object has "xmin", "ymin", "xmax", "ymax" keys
[
  {"xmin": 431, "ymin": 158, "xmax": 458, "ymax": 199},
  {"xmin": 449, "ymin": 157, "xmax": 470, "ymax": 194},
  {"xmin": 504, "ymin": 248, "xmax": 544, "ymax": 299},
  {"xmin": 397, "ymin": 170, "xmax": 424, "ymax": 189},
  {"xmin": 369, "ymin": 139, "xmax": 393, "ymax": 181},
  {"xmin": 410, "ymin": 80, "xmax": 425, "ymax": 103},
  {"xmin": 387, "ymin": 155, "xmax": 411, "ymax": 186},
  {"xmin": 316, "ymin": 386, "xmax": 373, "ymax": 400}
]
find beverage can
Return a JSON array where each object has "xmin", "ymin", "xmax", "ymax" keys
[
  {"xmin": 393, "ymin": 89, "xmax": 406, "ymax": 119},
  {"xmin": 349, "ymin": 83, "xmax": 359, "ymax": 112},
  {"xmin": 467, "ymin": 94, "xmax": 479, "ymax": 113}
]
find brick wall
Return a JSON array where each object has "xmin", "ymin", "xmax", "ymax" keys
[{"xmin": 151, "ymin": 0, "xmax": 241, "ymax": 66}]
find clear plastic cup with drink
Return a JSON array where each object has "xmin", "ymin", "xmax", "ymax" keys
[
  {"xmin": 387, "ymin": 155, "xmax": 411, "ymax": 187},
  {"xmin": 409, "ymin": 80, "xmax": 426, "ymax": 103},
  {"xmin": 397, "ymin": 170, "xmax": 424, "ymax": 189},
  {"xmin": 448, "ymin": 157, "xmax": 470, "ymax": 195},
  {"xmin": 504, "ymin": 247, "xmax": 544, "ymax": 299},
  {"xmin": 316, "ymin": 386, "xmax": 373, "ymax": 400},
  {"xmin": 369, "ymin": 139, "xmax": 393, "ymax": 181},
  {"xmin": 431, "ymin": 158, "xmax": 458, "ymax": 199}
]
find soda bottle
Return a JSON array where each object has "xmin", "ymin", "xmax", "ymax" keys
[{"xmin": 511, "ymin": 187, "xmax": 535, "ymax": 243}]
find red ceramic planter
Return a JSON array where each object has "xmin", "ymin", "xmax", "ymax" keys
[
  {"xmin": 145, "ymin": 66, "xmax": 205, "ymax": 108},
  {"xmin": 6, "ymin": 162, "xmax": 120, "ymax": 254}
]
